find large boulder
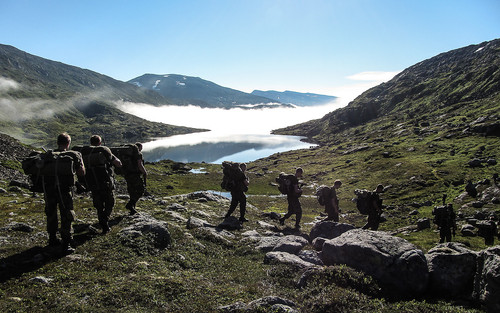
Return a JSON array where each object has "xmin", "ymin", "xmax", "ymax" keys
[
  {"xmin": 425, "ymin": 242, "xmax": 478, "ymax": 298},
  {"xmin": 309, "ymin": 221, "xmax": 356, "ymax": 241},
  {"xmin": 321, "ymin": 229, "xmax": 428, "ymax": 298},
  {"xmin": 473, "ymin": 246, "xmax": 500, "ymax": 313}
]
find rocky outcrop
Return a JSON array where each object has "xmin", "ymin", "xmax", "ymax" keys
[
  {"xmin": 473, "ymin": 246, "xmax": 500, "ymax": 313},
  {"xmin": 425, "ymin": 242, "xmax": 477, "ymax": 298},
  {"xmin": 309, "ymin": 221, "xmax": 356, "ymax": 242},
  {"xmin": 321, "ymin": 229, "xmax": 428, "ymax": 297}
]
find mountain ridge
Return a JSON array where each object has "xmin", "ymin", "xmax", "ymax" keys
[
  {"xmin": 0, "ymin": 44, "xmax": 204, "ymax": 147},
  {"xmin": 128, "ymin": 73, "xmax": 284, "ymax": 108}
]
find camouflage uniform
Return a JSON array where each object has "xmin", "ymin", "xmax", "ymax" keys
[
  {"xmin": 85, "ymin": 146, "xmax": 118, "ymax": 232},
  {"xmin": 43, "ymin": 149, "xmax": 83, "ymax": 246},
  {"xmin": 325, "ymin": 188, "xmax": 339, "ymax": 222},
  {"xmin": 281, "ymin": 176, "xmax": 302, "ymax": 228},
  {"xmin": 125, "ymin": 153, "xmax": 145, "ymax": 214},
  {"xmin": 225, "ymin": 171, "xmax": 248, "ymax": 222}
]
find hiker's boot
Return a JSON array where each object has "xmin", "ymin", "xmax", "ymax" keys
[
  {"xmin": 48, "ymin": 234, "xmax": 61, "ymax": 247},
  {"xmin": 61, "ymin": 242, "xmax": 75, "ymax": 255},
  {"xmin": 101, "ymin": 223, "xmax": 111, "ymax": 235},
  {"xmin": 239, "ymin": 217, "xmax": 249, "ymax": 223},
  {"xmin": 126, "ymin": 203, "xmax": 137, "ymax": 215}
]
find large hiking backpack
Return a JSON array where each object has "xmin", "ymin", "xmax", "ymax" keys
[
  {"xmin": 221, "ymin": 161, "xmax": 245, "ymax": 191},
  {"xmin": 110, "ymin": 144, "xmax": 140, "ymax": 176},
  {"xmin": 275, "ymin": 173, "xmax": 296, "ymax": 195},
  {"xmin": 73, "ymin": 146, "xmax": 112, "ymax": 189},
  {"xmin": 432, "ymin": 205, "xmax": 450, "ymax": 227},
  {"xmin": 316, "ymin": 185, "xmax": 332, "ymax": 206},
  {"xmin": 22, "ymin": 150, "xmax": 75, "ymax": 191},
  {"xmin": 354, "ymin": 189, "xmax": 374, "ymax": 215}
]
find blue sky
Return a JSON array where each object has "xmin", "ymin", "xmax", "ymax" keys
[{"xmin": 1, "ymin": 0, "xmax": 499, "ymax": 100}]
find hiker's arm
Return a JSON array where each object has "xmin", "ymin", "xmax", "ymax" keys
[
  {"xmin": 138, "ymin": 159, "xmax": 147, "ymax": 186},
  {"xmin": 112, "ymin": 156, "xmax": 122, "ymax": 168},
  {"xmin": 76, "ymin": 164, "xmax": 85, "ymax": 177}
]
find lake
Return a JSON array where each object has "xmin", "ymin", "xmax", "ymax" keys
[{"xmin": 118, "ymin": 100, "xmax": 345, "ymax": 164}]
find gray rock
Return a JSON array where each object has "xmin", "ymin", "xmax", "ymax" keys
[
  {"xmin": 487, "ymin": 158, "xmax": 497, "ymax": 165},
  {"xmin": 272, "ymin": 235, "xmax": 309, "ymax": 255},
  {"xmin": 309, "ymin": 221, "xmax": 356, "ymax": 241},
  {"xmin": 192, "ymin": 227, "xmax": 234, "ymax": 246},
  {"xmin": 255, "ymin": 236, "xmax": 283, "ymax": 252},
  {"xmin": 469, "ymin": 158, "xmax": 483, "ymax": 168},
  {"xmin": 119, "ymin": 214, "xmax": 171, "ymax": 249},
  {"xmin": 473, "ymin": 246, "xmax": 500, "ymax": 313},
  {"xmin": 298, "ymin": 250, "xmax": 323, "ymax": 266},
  {"xmin": 264, "ymin": 251, "xmax": 317, "ymax": 269},
  {"xmin": 218, "ymin": 217, "xmax": 242, "ymax": 231},
  {"xmin": 187, "ymin": 191, "xmax": 227, "ymax": 202},
  {"xmin": 312, "ymin": 237, "xmax": 328, "ymax": 251},
  {"xmin": 0, "ymin": 188, "xmax": 7, "ymax": 193},
  {"xmin": 461, "ymin": 224, "xmax": 476, "ymax": 237},
  {"xmin": 166, "ymin": 203, "xmax": 188, "ymax": 211},
  {"xmin": 1, "ymin": 222, "xmax": 34, "ymax": 232},
  {"xmin": 29, "ymin": 276, "xmax": 53, "ymax": 284},
  {"xmin": 321, "ymin": 229, "xmax": 428, "ymax": 297},
  {"xmin": 186, "ymin": 216, "xmax": 213, "ymax": 229},
  {"xmin": 425, "ymin": 242, "xmax": 477, "ymax": 298},
  {"xmin": 416, "ymin": 218, "xmax": 430, "ymax": 230},
  {"xmin": 257, "ymin": 220, "xmax": 275, "ymax": 230}
]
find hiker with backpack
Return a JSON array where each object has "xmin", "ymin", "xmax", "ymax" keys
[
  {"xmin": 318, "ymin": 180, "xmax": 342, "ymax": 222},
  {"xmin": 123, "ymin": 142, "xmax": 147, "ymax": 215},
  {"xmin": 77, "ymin": 135, "xmax": 122, "ymax": 234},
  {"xmin": 42, "ymin": 133, "xmax": 85, "ymax": 254},
  {"xmin": 223, "ymin": 162, "xmax": 249, "ymax": 223},
  {"xmin": 432, "ymin": 201, "xmax": 456, "ymax": 243},
  {"xmin": 279, "ymin": 167, "xmax": 304, "ymax": 229},
  {"xmin": 361, "ymin": 184, "xmax": 384, "ymax": 230}
]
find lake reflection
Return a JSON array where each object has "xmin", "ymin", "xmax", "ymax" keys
[
  {"xmin": 117, "ymin": 101, "xmax": 343, "ymax": 164},
  {"xmin": 142, "ymin": 131, "xmax": 313, "ymax": 163}
]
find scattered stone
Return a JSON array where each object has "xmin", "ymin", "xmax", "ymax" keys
[
  {"xmin": 218, "ymin": 217, "xmax": 243, "ymax": 231},
  {"xmin": 0, "ymin": 188, "xmax": 6, "ymax": 193},
  {"xmin": 487, "ymin": 158, "xmax": 497, "ymax": 165},
  {"xmin": 416, "ymin": 218, "xmax": 430, "ymax": 230},
  {"xmin": 29, "ymin": 276, "xmax": 53, "ymax": 284},
  {"xmin": 312, "ymin": 237, "xmax": 328, "ymax": 251},
  {"xmin": 1, "ymin": 222, "xmax": 34, "ymax": 232},
  {"xmin": 461, "ymin": 224, "xmax": 476, "ymax": 237},
  {"xmin": 468, "ymin": 158, "xmax": 483, "ymax": 168},
  {"xmin": 255, "ymin": 236, "xmax": 284, "ymax": 252},
  {"xmin": 264, "ymin": 251, "xmax": 317, "ymax": 269},
  {"xmin": 186, "ymin": 216, "xmax": 213, "ymax": 229},
  {"xmin": 166, "ymin": 203, "xmax": 188, "ymax": 211}
]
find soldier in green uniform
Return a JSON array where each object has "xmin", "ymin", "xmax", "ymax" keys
[
  {"xmin": 43, "ymin": 133, "xmax": 85, "ymax": 254},
  {"xmin": 279, "ymin": 167, "xmax": 304, "ymax": 229},
  {"xmin": 87, "ymin": 135, "xmax": 122, "ymax": 233},
  {"xmin": 124, "ymin": 143, "xmax": 147, "ymax": 215}
]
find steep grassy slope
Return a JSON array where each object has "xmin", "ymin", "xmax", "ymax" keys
[{"xmin": 274, "ymin": 39, "xmax": 500, "ymax": 144}]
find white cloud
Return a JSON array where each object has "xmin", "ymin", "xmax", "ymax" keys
[{"xmin": 0, "ymin": 77, "xmax": 20, "ymax": 92}]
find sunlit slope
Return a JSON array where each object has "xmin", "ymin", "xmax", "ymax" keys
[{"xmin": 274, "ymin": 39, "xmax": 500, "ymax": 144}]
